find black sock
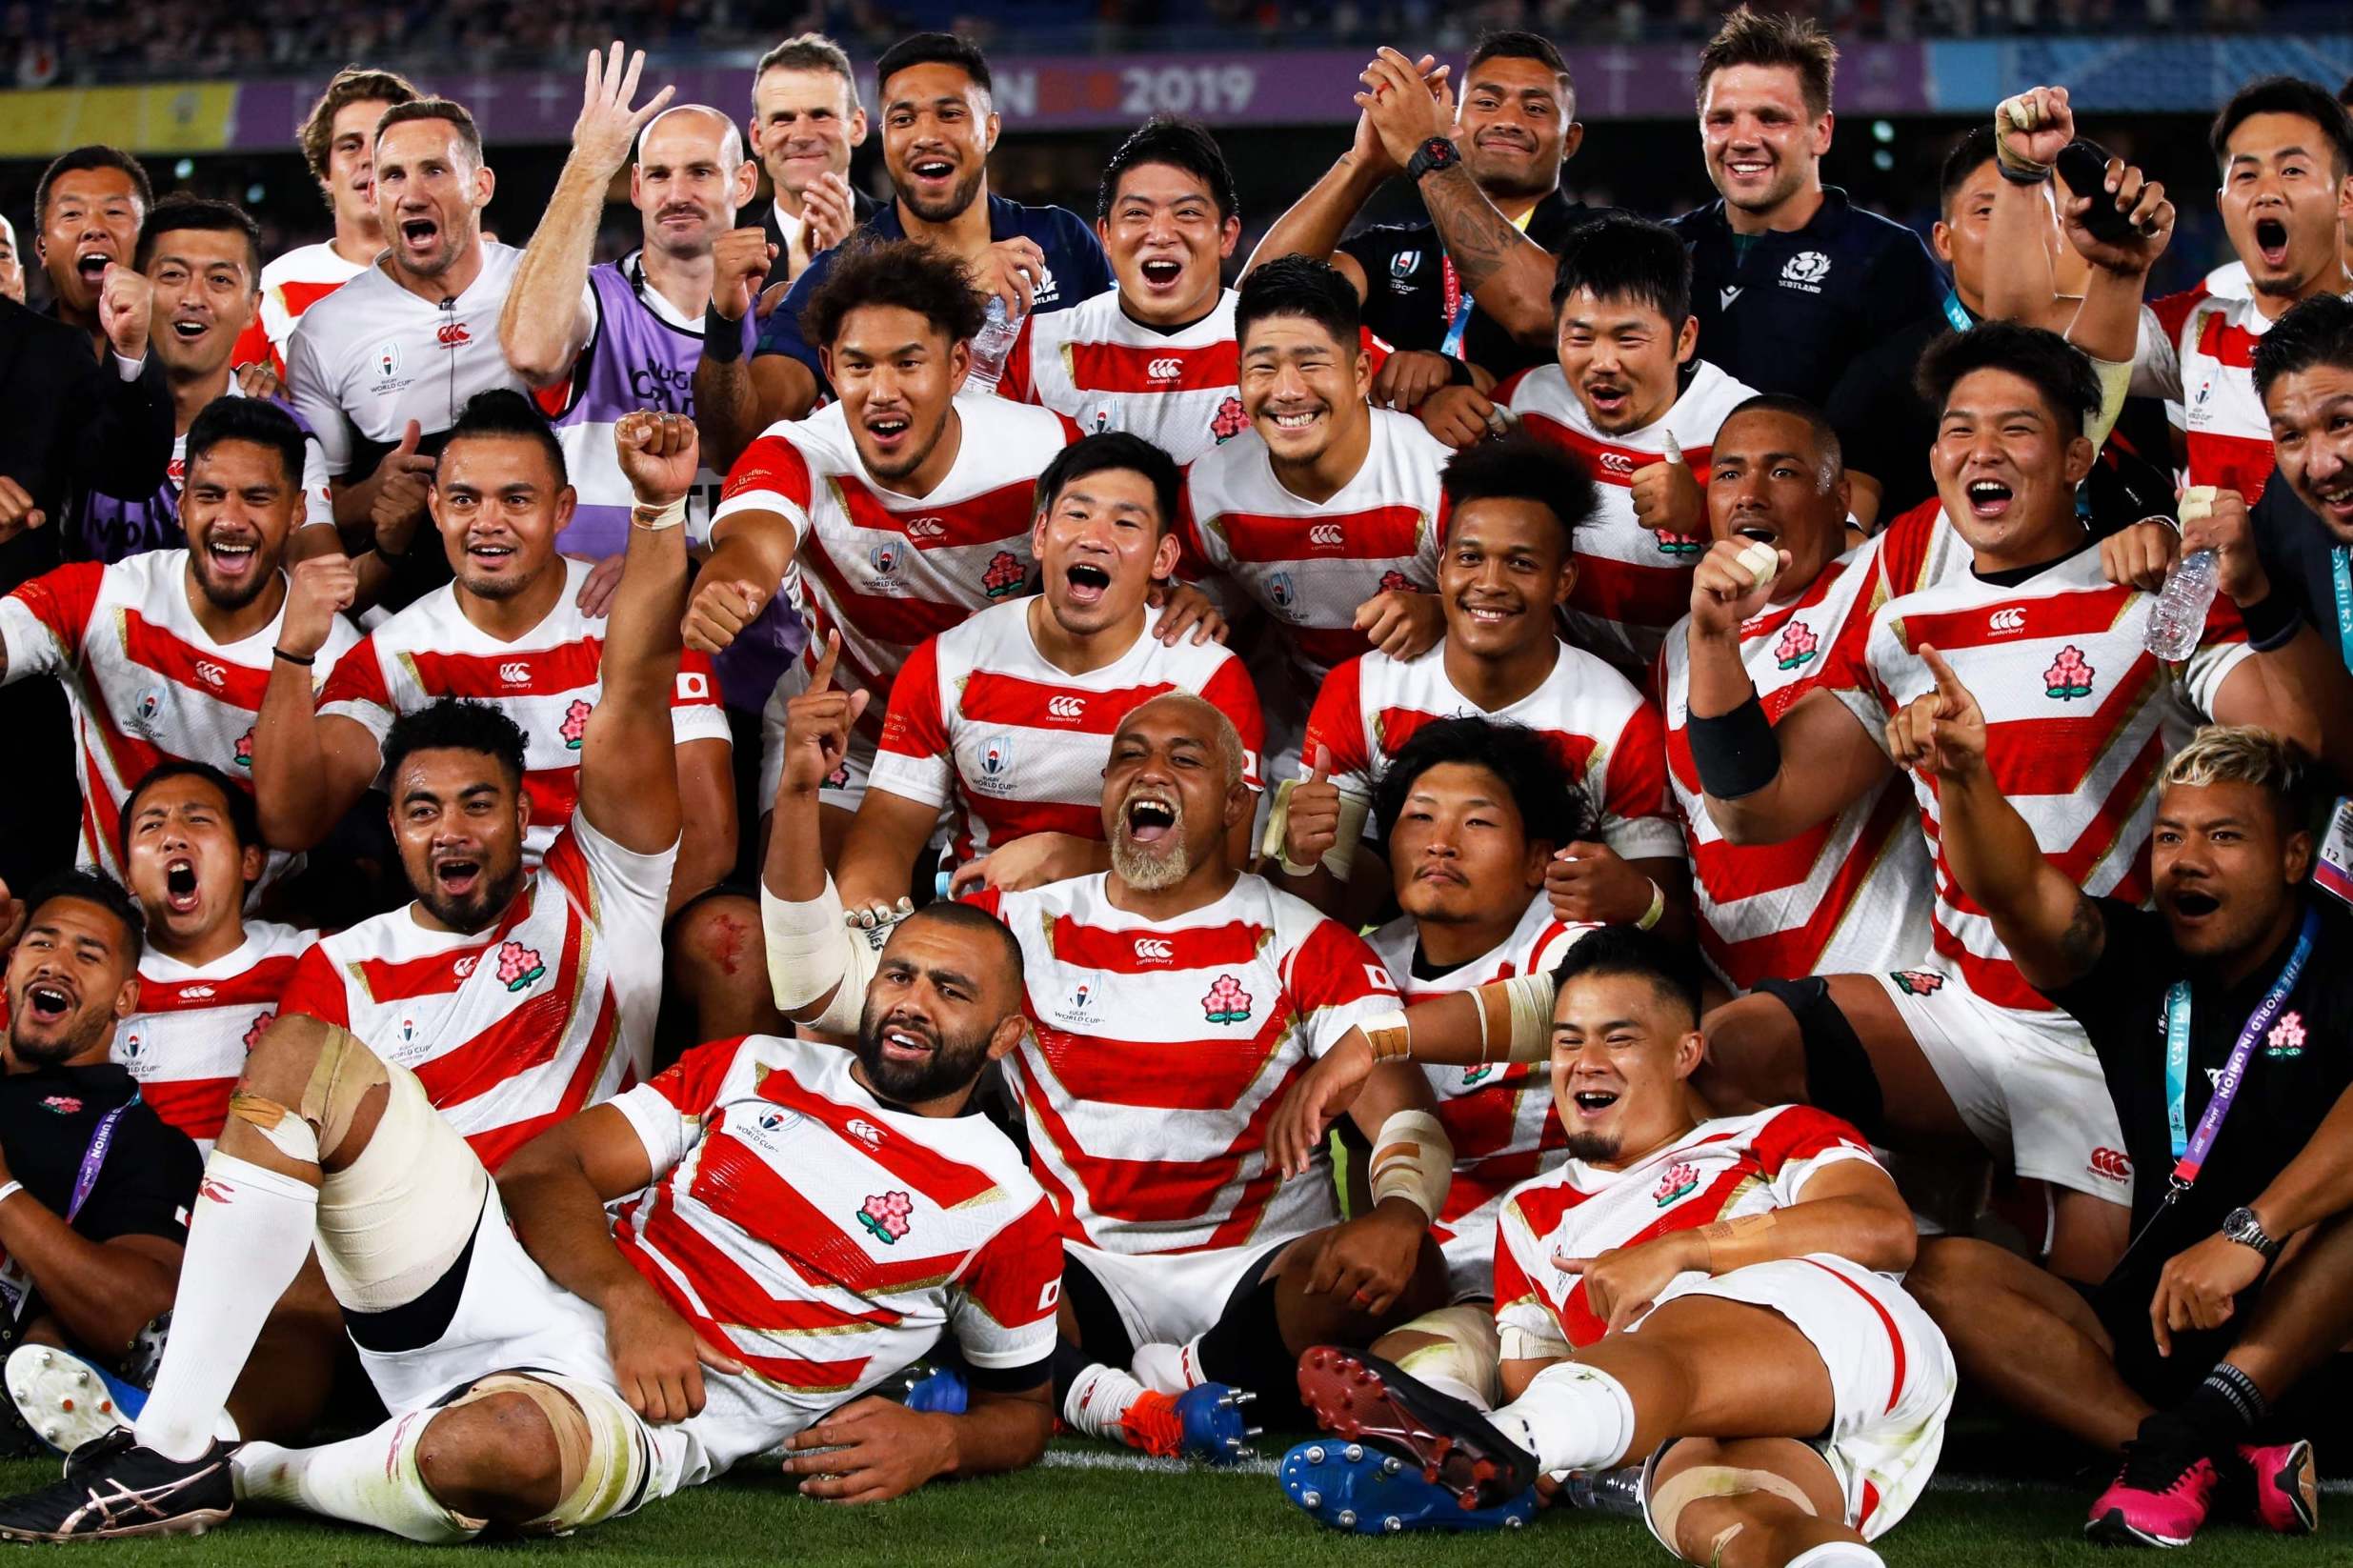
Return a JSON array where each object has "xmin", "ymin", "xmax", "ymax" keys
[
  {"xmin": 1195, "ymin": 1277, "xmax": 1309, "ymax": 1426},
  {"xmin": 2175, "ymin": 1362, "xmax": 2268, "ymax": 1445},
  {"xmin": 1051, "ymin": 1337, "xmax": 1094, "ymax": 1405}
]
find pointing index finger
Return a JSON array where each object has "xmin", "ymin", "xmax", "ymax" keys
[
  {"xmin": 809, "ymin": 630, "xmax": 841, "ymax": 694},
  {"xmin": 1919, "ymin": 643, "xmax": 1965, "ymax": 698}
]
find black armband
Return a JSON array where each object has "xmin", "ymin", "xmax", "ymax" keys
[
  {"xmin": 1687, "ymin": 693, "xmax": 1783, "ymax": 800},
  {"xmin": 702, "ymin": 302, "xmax": 749, "ymax": 363},
  {"xmin": 1444, "ymin": 354, "xmax": 1476, "ymax": 387},
  {"xmin": 2239, "ymin": 590, "xmax": 2305, "ymax": 653}
]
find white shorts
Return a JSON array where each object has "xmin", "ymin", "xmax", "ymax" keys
[
  {"xmin": 1439, "ymin": 1207, "xmax": 1503, "ymax": 1304},
  {"xmin": 1872, "ymin": 967, "xmax": 2131, "ymax": 1204},
  {"xmin": 1634, "ymin": 1254, "xmax": 1955, "ymax": 1544},
  {"xmin": 1067, "ymin": 1238, "xmax": 1285, "ymax": 1350}
]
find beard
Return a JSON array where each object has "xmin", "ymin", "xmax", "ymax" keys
[
  {"xmin": 411, "ymin": 857, "xmax": 525, "ymax": 934},
  {"xmin": 6, "ymin": 1014, "xmax": 107, "ymax": 1069},
  {"xmin": 898, "ymin": 162, "xmax": 985, "ymax": 225},
  {"xmin": 854, "ymin": 1000, "xmax": 994, "ymax": 1104},
  {"xmin": 1108, "ymin": 798, "xmax": 1192, "ymax": 893},
  {"xmin": 189, "ymin": 547, "xmax": 276, "ymax": 612},
  {"xmin": 1563, "ymin": 1131, "xmax": 1620, "ymax": 1163}
]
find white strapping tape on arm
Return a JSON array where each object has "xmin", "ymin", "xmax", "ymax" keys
[
  {"xmin": 1262, "ymin": 778, "xmax": 1374, "ymax": 879},
  {"xmin": 1367, "ymin": 1108, "xmax": 1453, "ymax": 1222},
  {"xmin": 2087, "ymin": 354, "xmax": 2134, "ymax": 451},
  {"xmin": 1497, "ymin": 971, "xmax": 1559, "ymax": 1063},
  {"xmin": 760, "ymin": 874, "xmax": 884, "ymax": 1034}
]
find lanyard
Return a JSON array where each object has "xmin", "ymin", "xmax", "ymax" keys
[
  {"xmin": 66, "ymin": 1104, "xmax": 131, "ymax": 1224},
  {"xmin": 1438, "ymin": 206, "xmax": 1537, "ymax": 359},
  {"xmin": 2161, "ymin": 906, "xmax": 2319, "ymax": 1191},
  {"xmin": 1940, "ymin": 289, "xmax": 1974, "ymax": 333},
  {"xmin": 2331, "ymin": 545, "xmax": 2352, "ymax": 671}
]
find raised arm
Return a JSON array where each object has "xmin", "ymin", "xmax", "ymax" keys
[
  {"xmin": 1683, "ymin": 541, "xmax": 1892, "ymax": 844},
  {"xmin": 251, "ymin": 553, "xmax": 380, "ymax": 849},
  {"xmin": 1240, "ymin": 111, "xmax": 1390, "ymax": 295},
  {"xmin": 758, "ymin": 632, "xmax": 883, "ymax": 1029},
  {"xmin": 502, "ymin": 44, "xmax": 671, "ymax": 386},
  {"xmin": 2195, "ymin": 490, "xmax": 2353, "ymax": 781},
  {"xmin": 575, "ymin": 411, "xmax": 694, "ymax": 854},
  {"xmin": 1355, "ymin": 48, "xmax": 1558, "ymax": 345},
  {"xmin": 1888, "ymin": 645, "xmax": 2102, "ymax": 993}
]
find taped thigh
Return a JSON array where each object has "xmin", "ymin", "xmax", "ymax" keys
[
  {"xmin": 1392, "ymin": 1303, "xmax": 1503, "ymax": 1407},
  {"xmin": 443, "ymin": 1372, "xmax": 649, "ymax": 1536},
  {"xmin": 224, "ymin": 1022, "xmax": 390, "ymax": 1165},
  {"xmin": 314, "ymin": 1063, "xmax": 492, "ymax": 1313},
  {"xmin": 1644, "ymin": 1446, "xmax": 1820, "ymax": 1564}
]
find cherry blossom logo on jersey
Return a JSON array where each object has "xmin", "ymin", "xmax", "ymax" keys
[
  {"xmin": 982, "ymin": 551, "xmax": 1025, "ymax": 601},
  {"xmin": 1201, "ymin": 975, "xmax": 1254, "ymax": 1025},
  {"xmin": 1891, "ymin": 970, "xmax": 1945, "ymax": 996},
  {"xmin": 233, "ymin": 728, "xmax": 255, "ymax": 771},
  {"xmin": 561, "ymin": 697, "xmax": 593, "ymax": 750},
  {"xmin": 1210, "ymin": 396, "xmax": 1249, "ymax": 444},
  {"xmin": 1460, "ymin": 1064, "xmax": 1496, "ymax": 1089},
  {"xmin": 1773, "ymin": 621, "xmax": 1819, "ymax": 672},
  {"xmin": 2043, "ymin": 645, "xmax": 2096, "ymax": 702},
  {"xmin": 826, "ymin": 760, "xmax": 851, "ymax": 790},
  {"xmin": 857, "ymin": 1190, "xmax": 915, "ymax": 1244},
  {"xmin": 2266, "ymin": 1011, "xmax": 2307, "ymax": 1059},
  {"xmin": 497, "ymin": 941, "xmax": 547, "ymax": 993},
  {"xmin": 1653, "ymin": 1161, "xmax": 1700, "ymax": 1207},
  {"xmin": 1378, "ymin": 569, "xmax": 1414, "ymax": 595},
  {"xmin": 1653, "ymin": 532, "xmax": 1703, "ymax": 557},
  {"xmin": 243, "ymin": 1011, "xmax": 274, "ymax": 1051}
]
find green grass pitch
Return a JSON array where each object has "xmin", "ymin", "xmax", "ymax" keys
[{"xmin": 0, "ymin": 1447, "xmax": 2325, "ymax": 1565}]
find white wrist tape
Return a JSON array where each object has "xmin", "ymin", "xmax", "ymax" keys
[
  {"xmin": 632, "ymin": 497, "xmax": 688, "ymax": 531},
  {"xmin": 761, "ymin": 875, "xmax": 889, "ymax": 1033},
  {"xmin": 2178, "ymin": 485, "xmax": 2218, "ymax": 527},
  {"xmin": 1490, "ymin": 972, "xmax": 1559, "ymax": 1063},
  {"xmin": 1263, "ymin": 778, "xmax": 1372, "ymax": 879},
  {"xmin": 1367, "ymin": 1109, "xmax": 1452, "ymax": 1222},
  {"xmin": 1635, "ymin": 879, "xmax": 1667, "ymax": 932}
]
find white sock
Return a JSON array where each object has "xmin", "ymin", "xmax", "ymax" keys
[
  {"xmin": 1785, "ymin": 1544, "xmax": 1883, "ymax": 1567},
  {"xmin": 1416, "ymin": 1370, "xmax": 1491, "ymax": 1412},
  {"xmin": 134, "ymin": 1153, "xmax": 318, "ymax": 1461},
  {"xmin": 1060, "ymin": 1362, "xmax": 1149, "ymax": 1440},
  {"xmin": 233, "ymin": 1414, "xmax": 476, "ymax": 1544},
  {"xmin": 1130, "ymin": 1340, "xmax": 1208, "ymax": 1396},
  {"xmin": 1493, "ymin": 1360, "xmax": 1639, "ymax": 1475}
]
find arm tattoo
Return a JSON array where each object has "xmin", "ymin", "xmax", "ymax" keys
[
  {"xmin": 1419, "ymin": 165, "xmax": 1538, "ymax": 292},
  {"xmin": 2058, "ymin": 893, "xmax": 2105, "ymax": 977}
]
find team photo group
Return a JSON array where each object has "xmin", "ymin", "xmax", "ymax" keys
[{"xmin": 0, "ymin": 4, "xmax": 2351, "ymax": 1563}]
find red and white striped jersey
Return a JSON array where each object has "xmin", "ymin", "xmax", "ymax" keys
[
  {"xmin": 1495, "ymin": 1105, "xmax": 1880, "ymax": 1350},
  {"xmin": 606, "ymin": 1034, "xmax": 1060, "ymax": 1467},
  {"xmin": 969, "ymin": 872, "xmax": 1402, "ymax": 1257},
  {"xmin": 1497, "ymin": 358, "xmax": 1758, "ymax": 673},
  {"xmin": 1178, "ymin": 409, "xmax": 1450, "ymax": 686},
  {"xmin": 276, "ymin": 814, "xmax": 673, "ymax": 1171},
  {"xmin": 707, "ymin": 393, "xmax": 1081, "ymax": 734},
  {"xmin": 2135, "ymin": 286, "xmax": 2298, "ymax": 500},
  {"xmin": 1302, "ymin": 639, "xmax": 1683, "ymax": 864},
  {"xmin": 315, "ymin": 555, "xmax": 730, "ymax": 867},
  {"xmin": 1369, "ymin": 895, "xmax": 1583, "ymax": 1295},
  {"xmin": 869, "ymin": 594, "xmax": 1266, "ymax": 861},
  {"xmin": 1657, "ymin": 553, "xmax": 1933, "ymax": 993},
  {"xmin": 0, "ymin": 550, "xmax": 360, "ymax": 879},
  {"xmin": 999, "ymin": 286, "xmax": 1251, "ymax": 466},
  {"xmin": 113, "ymin": 921, "xmax": 314, "ymax": 1152},
  {"xmin": 229, "ymin": 239, "xmax": 367, "ymax": 375},
  {"xmin": 1832, "ymin": 544, "xmax": 2250, "ymax": 1014}
]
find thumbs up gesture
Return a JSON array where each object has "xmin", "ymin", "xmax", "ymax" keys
[
  {"xmin": 1885, "ymin": 644, "xmax": 1988, "ymax": 781},
  {"xmin": 1629, "ymin": 430, "xmax": 1704, "ymax": 538},
  {"xmin": 1282, "ymin": 746, "xmax": 1343, "ymax": 872}
]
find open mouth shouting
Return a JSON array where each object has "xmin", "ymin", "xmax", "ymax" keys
[
  {"xmin": 73, "ymin": 249, "xmax": 116, "ymax": 291},
  {"xmin": 2164, "ymin": 884, "xmax": 2223, "ymax": 926},
  {"xmin": 432, "ymin": 852, "xmax": 485, "ymax": 903},
  {"xmin": 2253, "ymin": 216, "xmax": 2291, "ymax": 272},
  {"xmin": 1122, "ymin": 791, "xmax": 1179, "ymax": 846},
  {"xmin": 861, "ymin": 407, "xmax": 915, "ymax": 461},
  {"xmin": 203, "ymin": 530, "xmax": 260, "ymax": 583},
  {"xmin": 1568, "ymin": 1085, "xmax": 1621, "ymax": 1122},
  {"xmin": 906, "ymin": 154, "xmax": 958, "ymax": 196},
  {"xmin": 2301, "ymin": 468, "xmax": 2353, "ymax": 531},
  {"xmin": 169, "ymin": 311, "xmax": 213, "ymax": 345},
  {"xmin": 398, "ymin": 213, "xmax": 441, "ymax": 252},
  {"xmin": 1581, "ymin": 377, "xmax": 1633, "ymax": 424},
  {"xmin": 1964, "ymin": 476, "xmax": 2015, "ymax": 520},
  {"xmin": 1137, "ymin": 255, "xmax": 1186, "ymax": 294},
  {"xmin": 1063, "ymin": 561, "xmax": 1113, "ymax": 609},
  {"xmin": 21, "ymin": 979, "xmax": 74, "ymax": 1027},
  {"xmin": 162, "ymin": 855, "xmax": 202, "ymax": 916}
]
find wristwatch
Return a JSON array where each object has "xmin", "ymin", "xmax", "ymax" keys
[
  {"xmin": 2221, "ymin": 1206, "xmax": 2281, "ymax": 1259},
  {"xmin": 1405, "ymin": 136, "xmax": 1462, "ymax": 183}
]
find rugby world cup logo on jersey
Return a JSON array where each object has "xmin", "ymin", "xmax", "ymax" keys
[
  {"xmin": 870, "ymin": 541, "xmax": 903, "ymax": 578},
  {"xmin": 1055, "ymin": 975, "xmax": 1101, "ymax": 1025},
  {"xmin": 1267, "ymin": 572, "xmax": 1297, "ymax": 613},
  {"xmin": 1389, "ymin": 251, "xmax": 1421, "ymax": 293},
  {"xmin": 975, "ymin": 734, "xmax": 1016, "ymax": 794},
  {"xmin": 376, "ymin": 340, "xmax": 401, "ymax": 378},
  {"xmin": 1780, "ymin": 251, "xmax": 1831, "ymax": 293},
  {"xmin": 1653, "ymin": 1161, "xmax": 1700, "ymax": 1206}
]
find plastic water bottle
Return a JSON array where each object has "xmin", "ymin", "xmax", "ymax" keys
[
  {"xmin": 1558, "ymin": 1465, "xmax": 1644, "ymax": 1516},
  {"xmin": 965, "ymin": 296, "xmax": 1025, "ymax": 395},
  {"xmin": 2143, "ymin": 548, "xmax": 2219, "ymax": 661}
]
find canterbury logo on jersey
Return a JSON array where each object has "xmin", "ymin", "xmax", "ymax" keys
[
  {"xmin": 1308, "ymin": 524, "xmax": 1345, "ymax": 546},
  {"xmin": 1046, "ymin": 695, "xmax": 1086, "ymax": 719},
  {"xmin": 436, "ymin": 321, "xmax": 471, "ymax": 346},
  {"xmin": 1988, "ymin": 608, "xmax": 2026, "ymax": 633},
  {"xmin": 1134, "ymin": 937, "xmax": 1174, "ymax": 960},
  {"xmin": 498, "ymin": 661, "xmax": 533, "ymax": 684},
  {"xmin": 907, "ymin": 516, "xmax": 948, "ymax": 539},
  {"xmin": 1145, "ymin": 357, "xmax": 1183, "ymax": 381},
  {"xmin": 192, "ymin": 660, "xmax": 228, "ymax": 689},
  {"xmin": 1598, "ymin": 452, "xmax": 1636, "ymax": 476}
]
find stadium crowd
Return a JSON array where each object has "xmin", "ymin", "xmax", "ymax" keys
[{"xmin": 0, "ymin": 8, "xmax": 2348, "ymax": 1563}]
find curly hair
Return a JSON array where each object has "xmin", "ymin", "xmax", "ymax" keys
[{"xmin": 798, "ymin": 236, "xmax": 990, "ymax": 352}]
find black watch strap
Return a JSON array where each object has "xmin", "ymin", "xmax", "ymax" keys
[{"xmin": 1406, "ymin": 136, "xmax": 1460, "ymax": 183}]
